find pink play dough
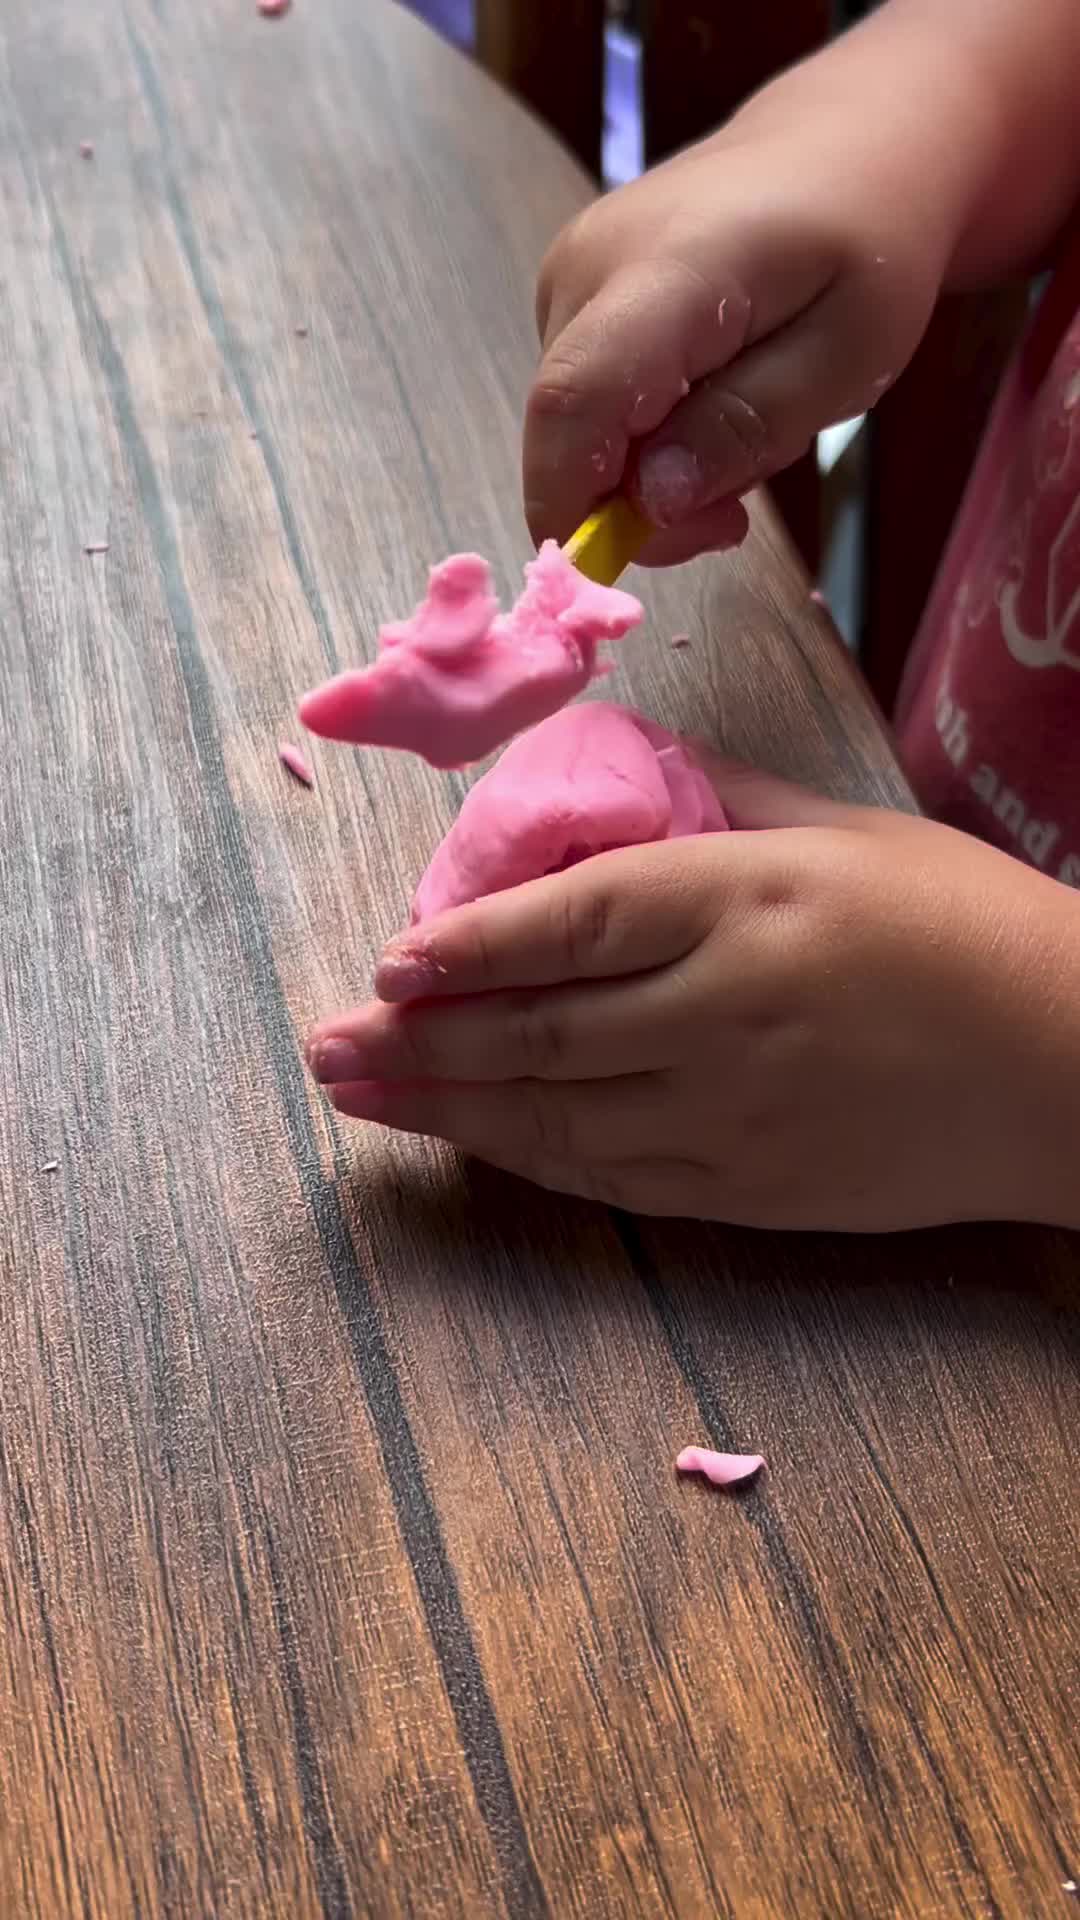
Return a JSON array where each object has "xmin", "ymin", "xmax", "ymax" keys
[
  {"xmin": 676, "ymin": 1447, "xmax": 765, "ymax": 1488},
  {"xmin": 298, "ymin": 543, "xmax": 644, "ymax": 770},
  {"xmin": 412, "ymin": 701, "xmax": 727, "ymax": 922},
  {"xmin": 278, "ymin": 740, "xmax": 315, "ymax": 788}
]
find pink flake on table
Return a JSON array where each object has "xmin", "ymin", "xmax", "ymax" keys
[
  {"xmin": 83, "ymin": 541, "xmax": 109, "ymax": 555},
  {"xmin": 676, "ymin": 1446, "xmax": 764, "ymax": 1488},
  {"xmin": 298, "ymin": 542, "xmax": 644, "ymax": 770},
  {"xmin": 670, "ymin": 632, "xmax": 691, "ymax": 649},
  {"xmin": 79, "ymin": 140, "xmax": 94, "ymax": 160},
  {"xmin": 278, "ymin": 740, "xmax": 315, "ymax": 787},
  {"xmin": 412, "ymin": 700, "xmax": 727, "ymax": 921},
  {"xmin": 257, "ymin": 0, "xmax": 292, "ymax": 14}
]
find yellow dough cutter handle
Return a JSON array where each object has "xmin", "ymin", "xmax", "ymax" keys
[{"xmin": 562, "ymin": 496, "xmax": 651, "ymax": 587}]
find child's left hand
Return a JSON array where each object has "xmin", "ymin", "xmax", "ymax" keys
[{"xmin": 308, "ymin": 765, "xmax": 1080, "ymax": 1232}]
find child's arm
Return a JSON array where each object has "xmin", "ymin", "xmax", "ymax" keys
[
  {"xmin": 735, "ymin": 0, "xmax": 1080, "ymax": 287},
  {"xmin": 525, "ymin": 0, "xmax": 1080, "ymax": 566}
]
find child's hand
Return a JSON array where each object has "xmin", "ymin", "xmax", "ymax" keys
[
  {"xmin": 526, "ymin": 115, "xmax": 949, "ymax": 567},
  {"xmin": 525, "ymin": 0, "xmax": 1080, "ymax": 564},
  {"xmin": 308, "ymin": 768, "xmax": 1080, "ymax": 1232}
]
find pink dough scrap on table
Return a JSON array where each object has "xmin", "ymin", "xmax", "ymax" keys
[
  {"xmin": 412, "ymin": 700, "xmax": 727, "ymax": 922},
  {"xmin": 298, "ymin": 542, "xmax": 644, "ymax": 770},
  {"xmin": 676, "ymin": 1446, "xmax": 765, "ymax": 1488},
  {"xmin": 278, "ymin": 740, "xmax": 315, "ymax": 787}
]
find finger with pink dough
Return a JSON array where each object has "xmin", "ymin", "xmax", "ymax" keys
[
  {"xmin": 376, "ymin": 830, "xmax": 726, "ymax": 1005},
  {"xmin": 527, "ymin": 258, "xmax": 754, "ymax": 548}
]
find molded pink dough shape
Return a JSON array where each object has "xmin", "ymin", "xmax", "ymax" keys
[
  {"xmin": 676, "ymin": 1447, "xmax": 765, "ymax": 1488},
  {"xmin": 298, "ymin": 543, "xmax": 644, "ymax": 770},
  {"xmin": 412, "ymin": 701, "xmax": 727, "ymax": 922}
]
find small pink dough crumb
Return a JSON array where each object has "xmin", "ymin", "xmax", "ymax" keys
[
  {"xmin": 298, "ymin": 543, "xmax": 644, "ymax": 770},
  {"xmin": 83, "ymin": 541, "xmax": 109, "ymax": 555},
  {"xmin": 670, "ymin": 633, "xmax": 691, "ymax": 649},
  {"xmin": 79, "ymin": 140, "xmax": 94, "ymax": 160},
  {"xmin": 412, "ymin": 701, "xmax": 727, "ymax": 922},
  {"xmin": 257, "ymin": 0, "xmax": 291, "ymax": 13},
  {"xmin": 278, "ymin": 740, "xmax": 315, "ymax": 787},
  {"xmin": 676, "ymin": 1446, "xmax": 765, "ymax": 1488}
]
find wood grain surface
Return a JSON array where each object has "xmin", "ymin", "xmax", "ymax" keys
[{"xmin": 0, "ymin": 4, "xmax": 1077, "ymax": 1917}]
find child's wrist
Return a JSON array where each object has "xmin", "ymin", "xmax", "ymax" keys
[
  {"xmin": 723, "ymin": 9, "xmax": 1002, "ymax": 292},
  {"xmin": 978, "ymin": 891, "xmax": 1080, "ymax": 1230}
]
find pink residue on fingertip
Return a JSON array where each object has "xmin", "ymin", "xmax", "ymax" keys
[
  {"xmin": 278, "ymin": 740, "xmax": 315, "ymax": 787},
  {"xmin": 636, "ymin": 445, "xmax": 704, "ymax": 528},
  {"xmin": 676, "ymin": 1446, "xmax": 765, "ymax": 1488}
]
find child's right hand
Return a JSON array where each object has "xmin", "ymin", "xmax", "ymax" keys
[
  {"xmin": 525, "ymin": 116, "xmax": 952, "ymax": 566},
  {"xmin": 525, "ymin": 0, "xmax": 1080, "ymax": 567}
]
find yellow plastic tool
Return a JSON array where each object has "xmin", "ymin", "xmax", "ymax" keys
[{"xmin": 562, "ymin": 496, "xmax": 651, "ymax": 587}]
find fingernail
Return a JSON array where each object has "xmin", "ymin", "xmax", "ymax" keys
[
  {"xmin": 310, "ymin": 1037, "xmax": 367, "ymax": 1084},
  {"xmin": 376, "ymin": 944, "xmax": 438, "ymax": 1001},
  {"xmin": 635, "ymin": 445, "xmax": 706, "ymax": 528}
]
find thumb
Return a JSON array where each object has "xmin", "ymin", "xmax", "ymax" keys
[
  {"xmin": 633, "ymin": 278, "xmax": 906, "ymax": 531},
  {"xmin": 375, "ymin": 837, "xmax": 723, "ymax": 1003}
]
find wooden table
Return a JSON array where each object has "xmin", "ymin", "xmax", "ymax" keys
[{"xmin": 1, "ymin": 4, "xmax": 1077, "ymax": 1916}]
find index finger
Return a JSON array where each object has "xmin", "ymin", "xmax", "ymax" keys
[
  {"xmin": 525, "ymin": 257, "xmax": 750, "ymax": 548},
  {"xmin": 374, "ymin": 838, "xmax": 723, "ymax": 1004}
]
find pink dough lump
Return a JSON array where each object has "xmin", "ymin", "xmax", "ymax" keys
[
  {"xmin": 412, "ymin": 700, "xmax": 727, "ymax": 921},
  {"xmin": 676, "ymin": 1448, "xmax": 765, "ymax": 1488}
]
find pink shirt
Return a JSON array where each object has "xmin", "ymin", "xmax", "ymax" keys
[{"xmin": 897, "ymin": 225, "xmax": 1080, "ymax": 886}]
